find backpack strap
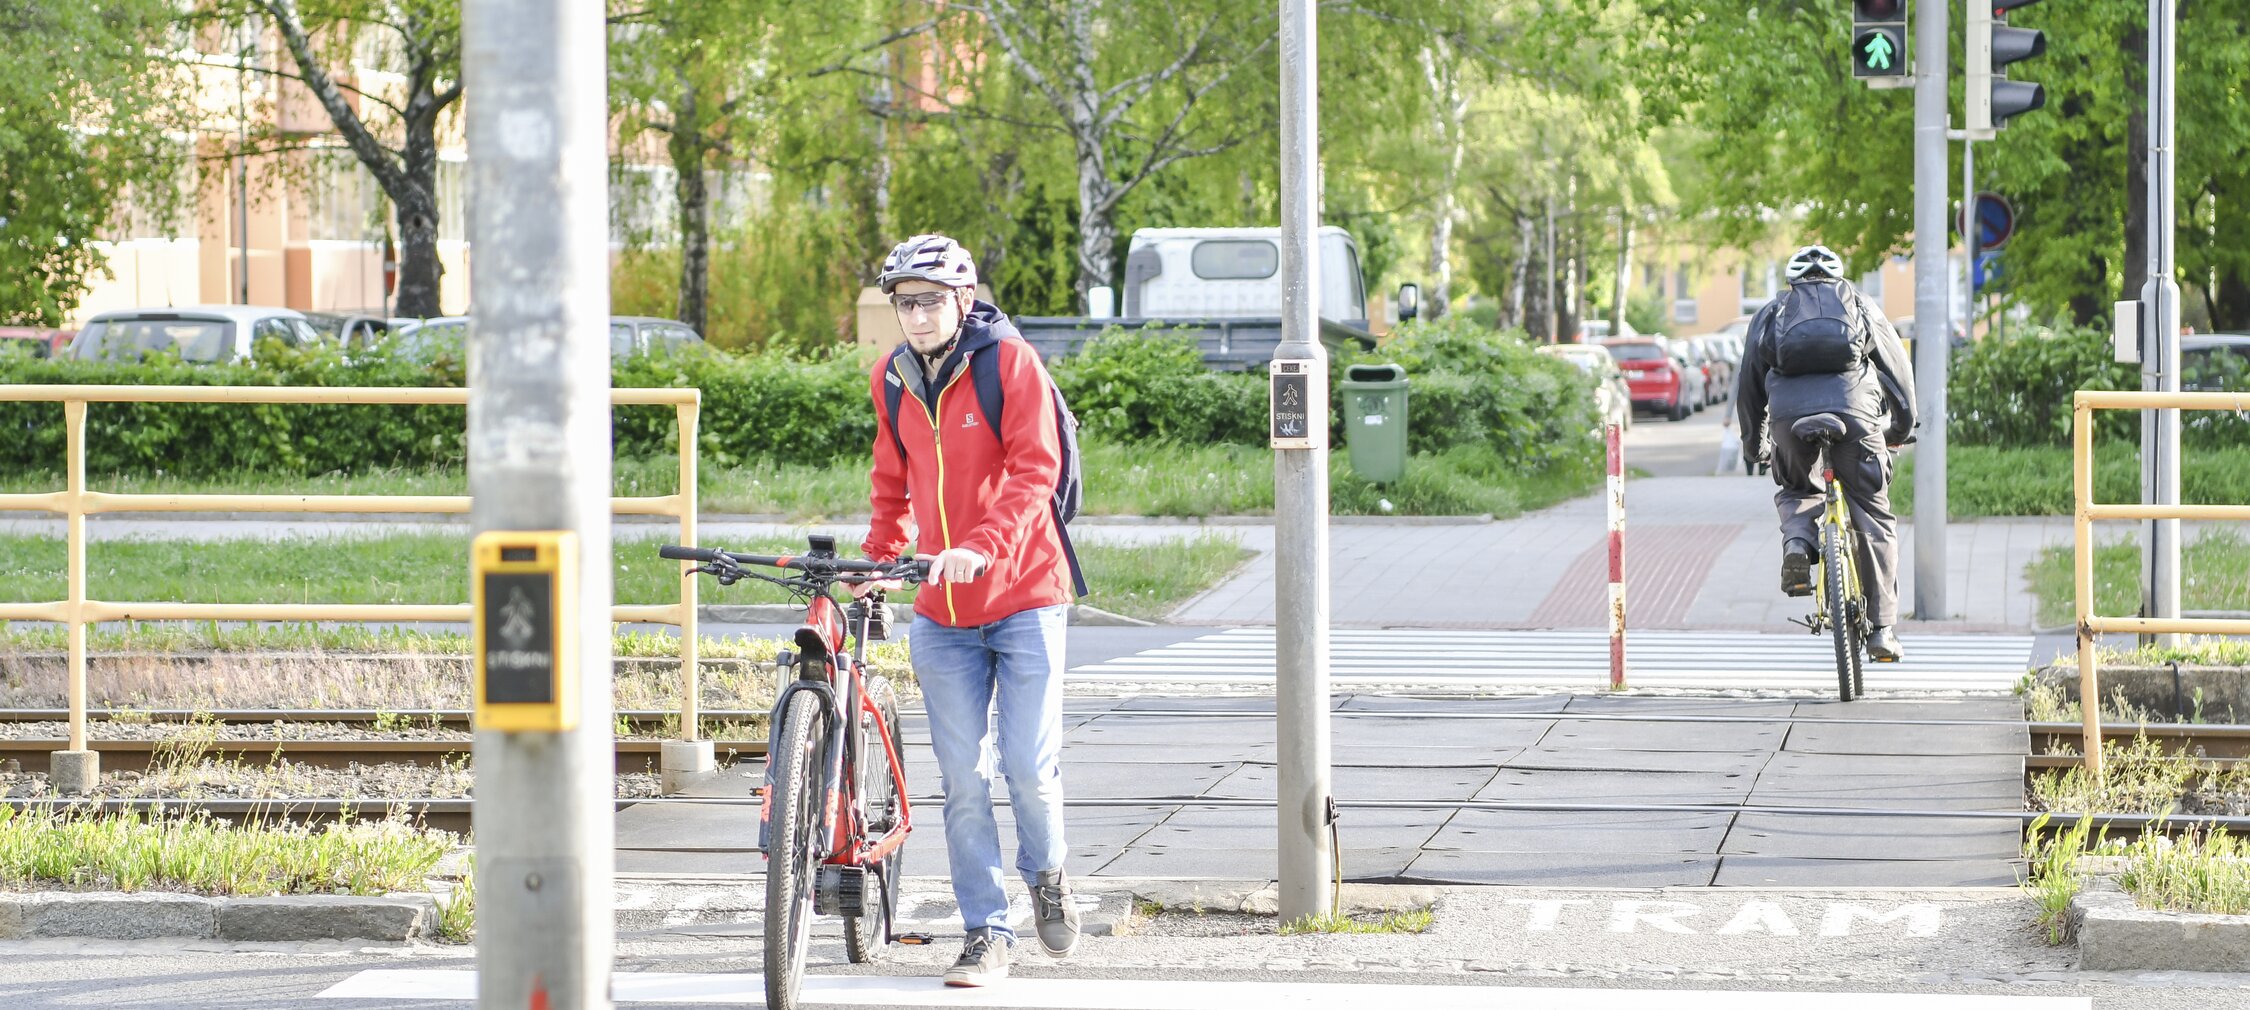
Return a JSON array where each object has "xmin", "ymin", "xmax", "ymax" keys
[
  {"xmin": 972, "ymin": 340, "xmax": 1088, "ymax": 598},
  {"xmin": 881, "ymin": 345, "xmax": 911, "ymax": 467},
  {"xmin": 969, "ymin": 342, "xmax": 1008, "ymax": 447}
]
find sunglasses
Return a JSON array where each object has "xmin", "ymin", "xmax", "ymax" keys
[{"xmin": 889, "ymin": 291, "xmax": 955, "ymax": 312}]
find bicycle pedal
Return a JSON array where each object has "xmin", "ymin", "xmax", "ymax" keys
[{"xmin": 895, "ymin": 932, "xmax": 935, "ymax": 946}]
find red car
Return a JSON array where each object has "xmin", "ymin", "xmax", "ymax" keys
[
  {"xmin": 0, "ymin": 326, "xmax": 71, "ymax": 359},
  {"xmin": 1601, "ymin": 338, "xmax": 1695, "ymax": 422}
]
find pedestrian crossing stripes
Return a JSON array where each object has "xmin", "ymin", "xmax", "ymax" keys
[
  {"xmin": 318, "ymin": 970, "xmax": 2091, "ymax": 1008},
  {"xmin": 1068, "ymin": 628, "xmax": 2036, "ymax": 692}
]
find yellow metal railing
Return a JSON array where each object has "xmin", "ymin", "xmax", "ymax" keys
[
  {"xmin": 0, "ymin": 385, "xmax": 704, "ymax": 755},
  {"xmin": 2072, "ymin": 389, "xmax": 2250, "ymax": 775}
]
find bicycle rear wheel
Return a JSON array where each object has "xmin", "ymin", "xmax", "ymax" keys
[
  {"xmin": 1822, "ymin": 521, "xmax": 1856, "ymax": 702},
  {"xmin": 765, "ymin": 691, "xmax": 825, "ymax": 1010},
  {"xmin": 843, "ymin": 676, "xmax": 902, "ymax": 964}
]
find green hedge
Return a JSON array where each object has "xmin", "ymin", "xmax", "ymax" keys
[{"xmin": 0, "ymin": 317, "xmax": 1602, "ymax": 480}]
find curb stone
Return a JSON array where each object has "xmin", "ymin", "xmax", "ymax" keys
[
  {"xmin": 1127, "ymin": 880, "xmax": 1439, "ymax": 918},
  {"xmin": 2072, "ymin": 880, "xmax": 2250, "ymax": 972},
  {"xmin": 0, "ymin": 891, "xmax": 435, "ymax": 943}
]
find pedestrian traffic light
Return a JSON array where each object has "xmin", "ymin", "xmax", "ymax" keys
[
  {"xmin": 1968, "ymin": 0, "xmax": 2049, "ymax": 132},
  {"xmin": 1852, "ymin": 0, "xmax": 1910, "ymax": 80}
]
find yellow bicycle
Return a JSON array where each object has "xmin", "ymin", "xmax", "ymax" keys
[{"xmin": 1788, "ymin": 413, "xmax": 1871, "ymax": 701}]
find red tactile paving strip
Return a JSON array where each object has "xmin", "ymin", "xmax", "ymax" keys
[{"xmin": 1527, "ymin": 523, "xmax": 1744, "ymax": 628}]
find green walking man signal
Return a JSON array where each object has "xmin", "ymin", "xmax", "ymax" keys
[{"xmin": 1851, "ymin": 0, "xmax": 1910, "ymax": 80}]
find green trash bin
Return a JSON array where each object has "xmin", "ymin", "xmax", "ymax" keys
[{"xmin": 1341, "ymin": 362, "xmax": 1409, "ymax": 483}]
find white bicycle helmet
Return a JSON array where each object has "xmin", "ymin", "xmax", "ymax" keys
[
  {"xmin": 1784, "ymin": 244, "xmax": 1844, "ymax": 281},
  {"xmin": 877, "ymin": 234, "xmax": 979, "ymax": 293}
]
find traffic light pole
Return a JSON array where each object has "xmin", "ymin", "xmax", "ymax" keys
[
  {"xmin": 2142, "ymin": 0, "xmax": 2183, "ymax": 645},
  {"xmin": 463, "ymin": 0, "xmax": 616, "ymax": 1007},
  {"xmin": 1911, "ymin": 0, "xmax": 1950, "ymax": 623}
]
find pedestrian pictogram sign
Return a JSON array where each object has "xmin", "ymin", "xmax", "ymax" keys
[
  {"xmin": 1270, "ymin": 359, "xmax": 1326, "ymax": 450},
  {"xmin": 473, "ymin": 530, "xmax": 579, "ymax": 731},
  {"xmin": 1851, "ymin": 0, "xmax": 1910, "ymax": 80}
]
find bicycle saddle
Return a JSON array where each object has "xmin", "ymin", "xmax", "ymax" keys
[{"xmin": 1790, "ymin": 413, "xmax": 1849, "ymax": 446}]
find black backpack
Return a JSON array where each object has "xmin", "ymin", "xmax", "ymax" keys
[
  {"xmin": 1770, "ymin": 278, "xmax": 1872, "ymax": 378},
  {"xmin": 882, "ymin": 339, "xmax": 1087, "ymax": 597}
]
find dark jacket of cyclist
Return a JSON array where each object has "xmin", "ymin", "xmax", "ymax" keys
[{"xmin": 1734, "ymin": 244, "xmax": 1917, "ymax": 660}]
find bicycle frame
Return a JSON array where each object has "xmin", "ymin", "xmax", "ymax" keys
[
  {"xmin": 758, "ymin": 593, "xmax": 916, "ymax": 874},
  {"xmin": 1807, "ymin": 449, "xmax": 1865, "ymax": 630}
]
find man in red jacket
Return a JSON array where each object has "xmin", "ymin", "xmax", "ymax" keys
[{"xmin": 859, "ymin": 234, "xmax": 1078, "ymax": 987}]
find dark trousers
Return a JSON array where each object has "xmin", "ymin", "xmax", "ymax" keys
[{"xmin": 1770, "ymin": 412, "xmax": 1901, "ymax": 626}]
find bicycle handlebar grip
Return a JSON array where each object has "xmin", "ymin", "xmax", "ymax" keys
[{"xmin": 659, "ymin": 545, "xmax": 724, "ymax": 563}]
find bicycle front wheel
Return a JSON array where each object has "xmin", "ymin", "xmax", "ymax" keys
[
  {"xmin": 843, "ymin": 675, "xmax": 903, "ymax": 964},
  {"xmin": 765, "ymin": 691, "xmax": 826, "ymax": 1010},
  {"xmin": 1822, "ymin": 522, "xmax": 1857, "ymax": 702}
]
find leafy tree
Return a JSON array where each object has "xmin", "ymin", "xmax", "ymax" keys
[{"xmin": 1, "ymin": 0, "xmax": 188, "ymax": 324}]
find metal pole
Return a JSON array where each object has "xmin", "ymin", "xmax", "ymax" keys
[
  {"xmin": 1910, "ymin": 0, "xmax": 1950, "ymax": 623},
  {"xmin": 464, "ymin": 0, "xmax": 614, "ymax": 1005},
  {"xmin": 1962, "ymin": 140, "xmax": 1976, "ymax": 339},
  {"xmin": 1607, "ymin": 422, "xmax": 1626, "ymax": 690},
  {"xmin": 1274, "ymin": 0, "xmax": 1333, "ymax": 924},
  {"xmin": 2144, "ymin": 0, "xmax": 2182, "ymax": 647}
]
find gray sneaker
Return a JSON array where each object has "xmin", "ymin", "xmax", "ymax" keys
[
  {"xmin": 943, "ymin": 927, "xmax": 1009, "ymax": 987},
  {"xmin": 1030, "ymin": 868, "xmax": 1081, "ymax": 958}
]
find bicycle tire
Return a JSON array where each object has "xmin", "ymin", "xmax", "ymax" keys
[
  {"xmin": 843, "ymin": 676, "xmax": 903, "ymax": 964},
  {"xmin": 764, "ymin": 691, "xmax": 825, "ymax": 1010},
  {"xmin": 1846, "ymin": 530, "xmax": 1867, "ymax": 696},
  {"xmin": 1822, "ymin": 521, "xmax": 1856, "ymax": 702}
]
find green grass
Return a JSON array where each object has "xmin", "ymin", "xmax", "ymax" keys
[
  {"xmin": 434, "ymin": 856, "xmax": 475, "ymax": 943},
  {"xmin": 2022, "ymin": 812, "xmax": 2097, "ymax": 944},
  {"xmin": 1277, "ymin": 909, "xmax": 1435, "ymax": 935},
  {"xmin": 2119, "ymin": 826, "xmax": 2250, "ymax": 916},
  {"xmin": 0, "ymin": 804, "xmax": 451, "ymax": 896},
  {"xmin": 2025, "ymin": 530, "xmax": 2250, "ymax": 629},
  {"xmin": 0, "ymin": 439, "xmax": 1599, "ymax": 520},
  {"xmin": 0, "ymin": 531, "xmax": 1250, "ymax": 624},
  {"xmin": 1896, "ymin": 443, "xmax": 2250, "ymax": 519},
  {"xmin": 2027, "ymin": 733, "xmax": 2244, "ymax": 815}
]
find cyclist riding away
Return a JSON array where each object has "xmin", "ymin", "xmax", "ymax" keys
[
  {"xmin": 858, "ymin": 233, "xmax": 1083, "ymax": 987},
  {"xmin": 1736, "ymin": 244, "xmax": 1918, "ymax": 662}
]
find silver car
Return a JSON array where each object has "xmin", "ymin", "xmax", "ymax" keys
[{"xmin": 66, "ymin": 305, "xmax": 323, "ymax": 364}]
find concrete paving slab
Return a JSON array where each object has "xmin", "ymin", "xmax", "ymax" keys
[
  {"xmin": 615, "ymin": 799, "xmax": 757, "ymax": 849},
  {"xmin": 1426, "ymin": 808, "xmax": 1734, "ymax": 854},
  {"xmin": 1746, "ymin": 775, "xmax": 2023, "ymax": 812},
  {"xmin": 1475, "ymin": 767, "xmax": 1753, "ymax": 806},
  {"xmin": 1559, "ymin": 696, "xmax": 1799, "ymax": 718},
  {"xmin": 1760, "ymin": 751, "xmax": 2023, "ymax": 779},
  {"xmin": 1712, "ymin": 855, "xmax": 2023, "ymax": 887},
  {"xmin": 1094, "ymin": 845, "xmax": 1422, "ymax": 881},
  {"xmin": 1788, "ymin": 698, "xmax": 2026, "ymax": 721},
  {"xmin": 1202, "ymin": 764, "xmax": 1499, "ymax": 803},
  {"xmin": 1134, "ymin": 805, "xmax": 1452, "ymax": 852},
  {"xmin": 1062, "ymin": 761, "xmax": 1241, "ymax": 800},
  {"xmin": 1504, "ymin": 747, "xmax": 1772, "ymax": 775},
  {"xmin": 1781, "ymin": 720, "xmax": 2029, "ymax": 757},
  {"xmin": 1330, "ymin": 744, "xmax": 1525, "ymax": 767},
  {"xmin": 1401, "ymin": 849, "xmax": 1720, "ymax": 887},
  {"xmin": 1059, "ymin": 741, "xmax": 1276, "ymax": 765},
  {"xmin": 1536, "ymin": 717, "xmax": 1787, "ymax": 753},
  {"xmin": 1064, "ymin": 716, "xmax": 1275, "ymax": 747},
  {"xmin": 1334, "ymin": 716, "xmax": 1553, "ymax": 750},
  {"xmin": 1334, "ymin": 695, "xmax": 1575, "ymax": 714},
  {"xmin": 1720, "ymin": 812, "xmax": 2023, "ymax": 861}
]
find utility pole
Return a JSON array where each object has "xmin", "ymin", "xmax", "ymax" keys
[
  {"xmin": 1911, "ymin": 0, "xmax": 1950, "ymax": 622},
  {"xmin": 463, "ymin": 0, "xmax": 615, "ymax": 1007},
  {"xmin": 236, "ymin": 17, "xmax": 252, "ymax": 306},
  {"xmin": 1271, "ymin": 0, "xmax": 1333, "ymax": 924},
  {"xmin": 2143, "ymin": 0, "xmax": 2182, "ymax": 645}
]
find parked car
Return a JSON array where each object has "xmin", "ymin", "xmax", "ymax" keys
[
  {"xmin": 610, "ymin": 316, "xmax": 709, "ymax": 357},
  {"xmin": 1601, "ymin": 338, "xmax": 1698, "ymax": 422},
  {"xmin": 1691, "ymin": 335, "xmax": 1734, "ymax": 405},
  {"xmin": 64, "ymin": 306, "xmax": 321, "ymax": 364},
  {"xmin": 2182, "ymin": 334, "xmax": 2250, "ymax": 391},
  {"xmin": 381, "ymin": 315, "xmax": 709, "ymax": 361},
  {"xmin": 1892, "ymin": 315, "xmax": 1967, "ymax": 360},
  {"xmin": 303, "ymin": 311, "xmax": 396, "ymax": 351},
  {"xmin": 1579, "ymin": 318, "xmax": 1641, "ymax": 342},
  {"xmin": 0, "ymin": 326, "xmax": 71, "ymax": 358},
  {"xmin": 1537, "ymin": 343, "xmax": 1632, "ymax": 431}
]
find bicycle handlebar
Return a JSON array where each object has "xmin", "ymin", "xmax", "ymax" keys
[{"xmin": 659, "ymin": 545, "xmax": 929, "ymax": 583}]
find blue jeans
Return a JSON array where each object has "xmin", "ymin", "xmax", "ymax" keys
[{"xmin": 910, "ymin": 604, "xmax": 1069, "ymax": 940}]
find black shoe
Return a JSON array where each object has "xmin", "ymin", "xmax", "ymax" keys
[
  {"xmin": 1030, "ymin": 868, "xmax": 1081, "ymax": 958},
  {"xmin": 943, "ymin": 927, "xmax": 1010, "ymax": 987},
  {"xmin": 1868, "ymin": 626, "xmax": 1903, "ymax": 662},
  {"xmin": 1781, "ymin": 538, "xmax": 1814, "ymax": 597}
]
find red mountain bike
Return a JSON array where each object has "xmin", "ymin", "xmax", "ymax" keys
[{"xmin": 661, "ymin": 536, "xmax": 927, "ymax": 1010}]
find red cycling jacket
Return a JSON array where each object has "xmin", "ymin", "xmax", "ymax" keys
[{"xmin": 862, "ymin": 302, "xmax": 1072, "ymax": 628}]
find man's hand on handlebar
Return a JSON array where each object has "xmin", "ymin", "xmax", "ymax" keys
[{"xmin": 916, "ymin": 547, "xmax": 989, "ymax": 587}]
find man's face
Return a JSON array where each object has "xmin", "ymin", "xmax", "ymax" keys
[{"xmin": 892, "ymin": 280, "xmax": 966, "ymax": 355}]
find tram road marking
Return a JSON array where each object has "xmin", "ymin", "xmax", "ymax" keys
[
  {"xmin": 1508, "ymin": 898, "xmax": 1942, "ymax": 937},
  {"xmin": 319, "ymin": 971, "xmax": 2091, "ymax": 1008}
]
